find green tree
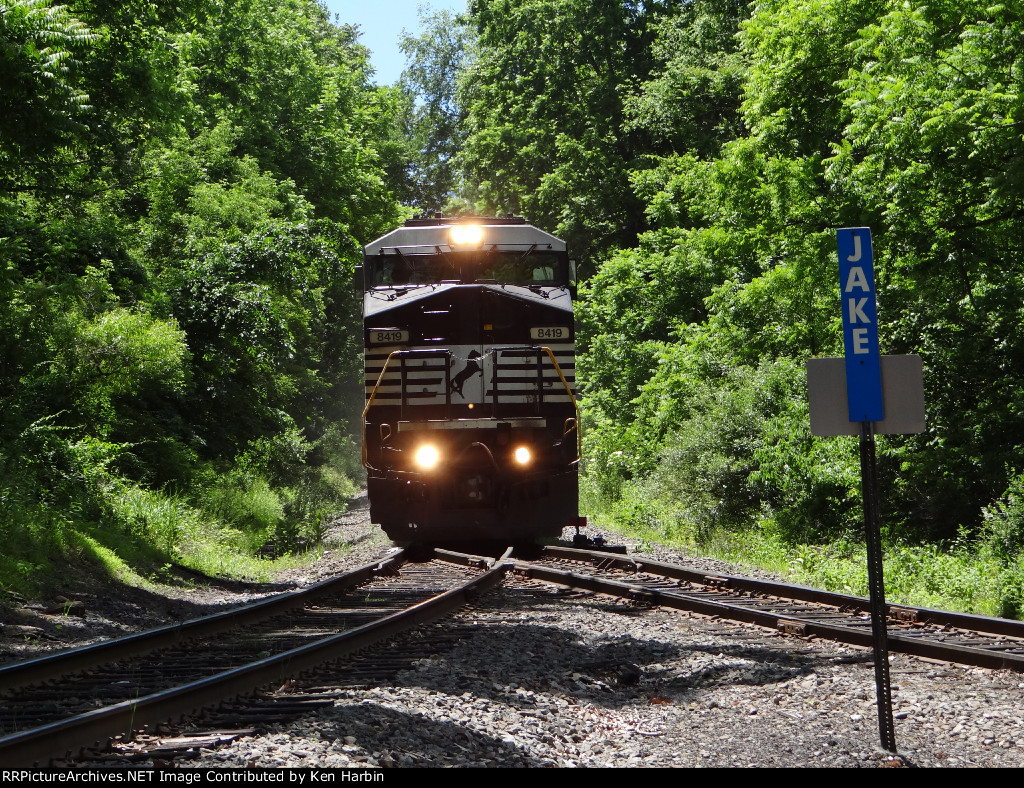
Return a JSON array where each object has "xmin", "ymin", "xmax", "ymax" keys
[
  {"xmin": 459, "ymin": 0, "xmax": 673, "ymax": 259},
  {"xmin": 622, "ymin": 0, "xmax": 747, "ymax": 160},
  {"xmin": 398, "ymin": 5, "xmax": 474, "ymax": 210},
  {"xmin": 0, "ymin": 0, "xmax": 97, "ymax": 192},
  {"xmin": 175, "ymin": 0, "xmax": 403, "ymax": 239},
  {"xmin": 0, "ymin": 0, "xmax": 401, "ymax": 582},
  {"xmin": 580, "ymin": 0, "xmax": 1024, "ymax": 549},
  {"xmin": 829, "ymin": 2, "xmax": 1024, "ymax": 537}
]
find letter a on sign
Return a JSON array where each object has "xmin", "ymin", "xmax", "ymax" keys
[{"xmin": 837, "ymin": 228, "xmax": 884, "ymax": 422}]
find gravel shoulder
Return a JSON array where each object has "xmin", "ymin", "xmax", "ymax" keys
[{"xmin": 3, "ymin": 495, "xmax": 1023, "ymax": 768}]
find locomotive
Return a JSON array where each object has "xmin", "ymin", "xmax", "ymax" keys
[{"xmin": 359, "ymin": 216, "xmax": 581, "ymax": 543}]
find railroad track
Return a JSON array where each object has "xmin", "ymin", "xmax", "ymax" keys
[
  {"xmin": 0, "ymin": 548, "xmax": 505, "ymax": 767},
  {"xmin": 6, "ymin": 541, "xmax": 1024, "ymax": 767},
  {"xmin": 518, "ymin": 545, "xmax": 1024, "ymax": 672}
]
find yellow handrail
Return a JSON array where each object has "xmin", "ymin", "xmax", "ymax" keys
[
  {"xmin": 538, "ymin": 346, "xmax": 582, "ymax": 463},
  {"xmin": 361, "ymin": 350, "xmax": 402, "ymax": 470}
]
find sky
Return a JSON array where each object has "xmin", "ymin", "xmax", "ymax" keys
[{"xmin": 322, "ymin": 0, "xmax": 469, "ymax": 85}]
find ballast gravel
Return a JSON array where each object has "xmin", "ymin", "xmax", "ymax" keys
[{"xmin": 186, "ymin": 589, "xmax": 1024, "ymax": 769}]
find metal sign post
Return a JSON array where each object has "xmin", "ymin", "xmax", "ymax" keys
[
  {"xmin": 836, "ymin": 227, "xmax": 896, "ymax": 753},
  {"xmin": 859, "ymin": 422, "xmax": 897, "ymax": 753},
  {"xmin": 808, "ymin": 355, "xmax": 926, "ymax": 754},
  {"xmin": 807, "ymin": 349, "xmax": 926, "ymax": 755}
]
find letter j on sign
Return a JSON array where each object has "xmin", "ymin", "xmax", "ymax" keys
[{"xmin": 837, "ymin": 228, "xmax": 884, "ymax": 422}]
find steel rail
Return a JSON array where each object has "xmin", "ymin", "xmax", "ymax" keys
[
  {"xmin": 0, "ymin": 550, "xmax": 406, "ymax": 694},
  {"xmin": 0, "ymin": 557, "xmax": 507, "ymax": 767},
  {"xmin": 542, "ymin": 545, "xmax": 1024, "ymax": 639},
  {"xmin": 520, "ymin": 553, "xmax": 1024, "ymax": 672}
]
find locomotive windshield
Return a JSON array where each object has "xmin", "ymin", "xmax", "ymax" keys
[{"xmin": 368, "ymin": 250, "xmax": 568, "ymax": 289}]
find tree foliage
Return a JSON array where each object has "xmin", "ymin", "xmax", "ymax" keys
[
  {"xmin": 398, "ymin": 6, "xmax": 475, "ymax": 211},
  {"xmin": 7, "ymin": 0, "xmax": 1024, "ymax": 583},
  {"xmin": 0, "ymin": 0, "xmax": 404, "ymax": 579},
  {"xmin": 565, "ymin": 0, "xmax": 1024, "ymax": 550},
  {"xmin": 456, "ymin": 0, "xmax": 664, "ymax": 258},
  {"xmin": 0, "ymin": 0, "xmax": 97, "ymax": 192}
]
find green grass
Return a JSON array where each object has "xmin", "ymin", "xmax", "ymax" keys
[
  {"xmin": 582, "ymin": 482, "xmax": 1024, "ymax": 619},
  {"xmin": 0, "ymin": 471, "xmax": 357, "ymax": 602},
  {"xmin": 0, "ymin": 514, "xmax": 348, "ymax": 603}
]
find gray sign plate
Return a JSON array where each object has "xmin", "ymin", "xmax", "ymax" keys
[{"xmin": 807, "ymin": 355, "xmax": 926, "ymax": 436}]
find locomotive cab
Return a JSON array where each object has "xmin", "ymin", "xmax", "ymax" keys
[{"xmin": 360, "ymin": 217, "xmax": 580, "ymax": 543}]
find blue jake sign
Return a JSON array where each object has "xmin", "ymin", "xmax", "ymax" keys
[{"xmin": 837, "ymin": 227, "xmax": 884, "ymax": 422}]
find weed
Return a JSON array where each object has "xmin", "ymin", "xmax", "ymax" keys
[{"xmin": 15, "ymin": 561, "xmax": 42, "ymax": 578}]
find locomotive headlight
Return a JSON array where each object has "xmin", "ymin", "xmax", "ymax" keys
[
  {"xmin": 414, "ymin": 444, "xmax": 441, "ymax": 470},
  {"xmin": 449, "ymin": 224, "xmax": 483, "ymax": 247},
  {"xmin": 513, "ymin": 446, "xmax": 532, "ymax": 466}
]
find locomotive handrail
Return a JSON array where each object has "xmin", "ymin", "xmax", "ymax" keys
[
  {"xmin": 490, "ymin": 345, "xmax": 581, "ymax": 463},
  {"xmin": 363, "ymin": 346, "xmax": 581, "ymax": 470},
  {"xmin": 362, "ymin": 349, "xmax": 453, "ymax": 471},
  {"xmin": 541, "ymin": 344, "xmax": 582, "ymax": 464}
]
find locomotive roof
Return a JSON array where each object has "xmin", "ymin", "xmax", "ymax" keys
[{"xmin": 363, "ymin": 218, "xmax": 566, "ymax": 255}]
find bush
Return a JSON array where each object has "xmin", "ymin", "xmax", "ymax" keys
[
  {"xmin": 647, "ymin": 357, "xmax": 845, "ymax": 541},
  {"xmin": 981, "ymin": 472, "xmax": 1024, "ymax": 564},
  {"xmin": 202, "ymin": 472, "xmax": 285, "ymax": 538}
]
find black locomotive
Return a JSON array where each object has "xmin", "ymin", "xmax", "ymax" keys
[{"xmin": 359, "ymin": 217, "xmax": 581, "ymax": 543}]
